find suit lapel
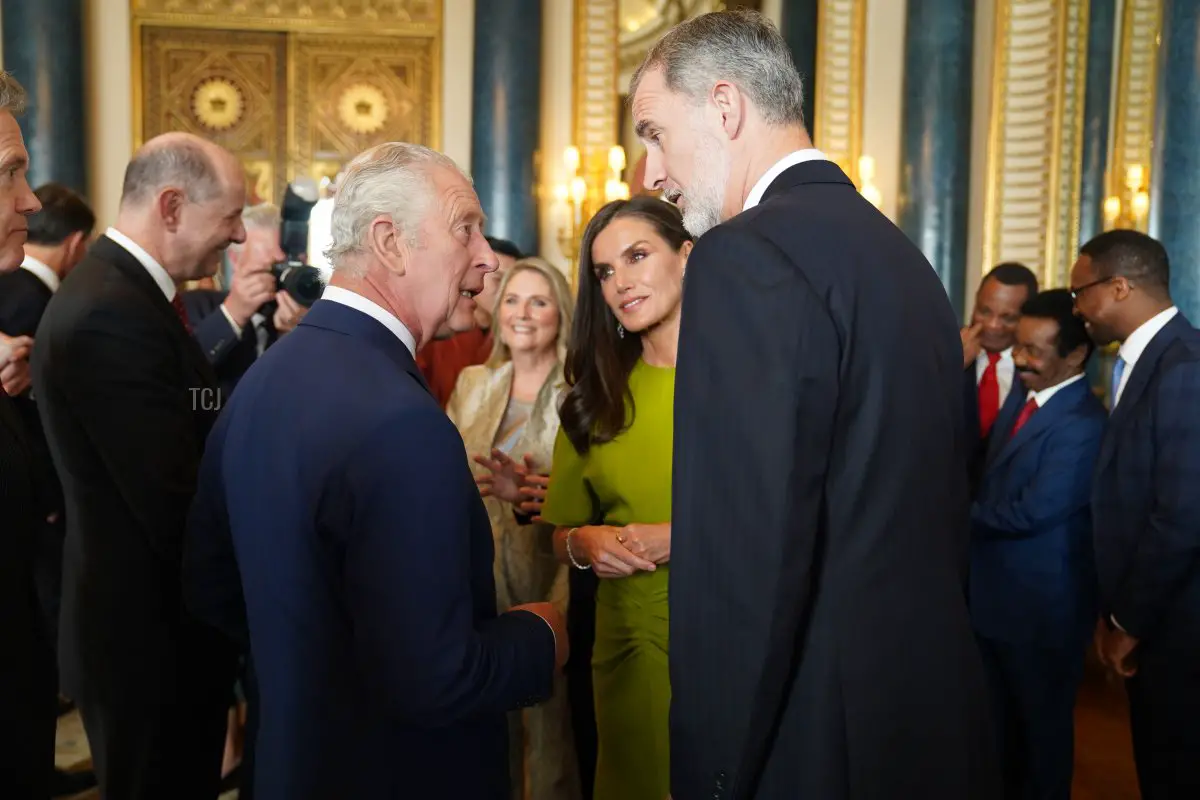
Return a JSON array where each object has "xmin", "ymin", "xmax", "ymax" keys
[
  {"xmin": 1096, "ymin": 314, "xmax": 1189, "ymax": 472},
  {"xmin": 986, "ymin": 379, "xmax": 1088, "ymax": 474},
  {"xmin": 93, "ymin": 236, "xmax": 217, "ymax": 390},
  {"xmin": 984, "ymin": 380, "xmax": 1026, "ymax": 466}
]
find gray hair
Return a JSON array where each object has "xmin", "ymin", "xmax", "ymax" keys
[
  {"xmin": 0, "ymin": 71, "xmax": 27, "ymax": 115},
  {"xmin": 629, "ymin": 8, "xmax": 805, "ymax": 126},
  {"xmin": 120, "ymin": 137, "xmax": 223, "ymax": 208},
  {"xmin": 227, "ymin": 203, "xmax": 280, "ymax": 256},
  {"xmin": 325, "ymin": 142, "xmax": 467, "ymax": 271}
]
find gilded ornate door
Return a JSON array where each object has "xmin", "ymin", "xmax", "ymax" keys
[{"xmin": 133, "ymin": 2, "xmax": 441, "ymax": 204}]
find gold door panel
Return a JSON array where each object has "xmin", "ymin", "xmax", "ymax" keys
[{"xmin": 140, "ymin": 27, "xmax": 287, "ymax": 203}]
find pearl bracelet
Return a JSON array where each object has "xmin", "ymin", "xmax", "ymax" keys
[{"xmin": 565, "ymin": 527, "xmax": 591, "ymax": 570}]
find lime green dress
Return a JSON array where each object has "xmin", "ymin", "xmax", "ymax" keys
[{"xmin": 541, "ymin": 359, "xmax": 674, "ymax": 800}]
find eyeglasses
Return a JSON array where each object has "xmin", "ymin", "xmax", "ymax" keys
[{"xmin": 1069, "ymin": 276, "xmax": 1115, "ymax": 300}]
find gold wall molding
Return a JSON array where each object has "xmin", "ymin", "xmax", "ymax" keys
[
  {"xmin": 1108, "ymin": 0, "xmax": 1161, "ymax": 211},
  {"xmin": 573, "ymin": 0, "xmax": 621, "ymax": 221},
  {"xmin": 813, "ymin": 0, "xmax": 866, "ymax": 184},
  {"xmin": 982, "ymin": 0, "xmax": 1089, "ymax": 288},
  {"xmin": 130, "ymin": 0, "xmax": 440, "ymax": 35},
  {"xmin": 132, "ymin": 0, "xmax": 440, "ymax": 200}
]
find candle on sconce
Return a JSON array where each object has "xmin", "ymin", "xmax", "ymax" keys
[
  {"xmin": 563, "ymin": 146, "xmax": 580, "ymax": 174},
  {"xmin": 609, "ymin": 145, "xmax": 626, "ymax": 173},
  {"xmin": 1125, "ymin": 163, "xmax": 1144, "ymax": 191},
  {"xmin": 1103, "ymin": 195, "xmax": 1121, "ymax": 226}
]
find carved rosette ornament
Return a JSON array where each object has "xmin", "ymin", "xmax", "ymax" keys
[
  {"xmin": 337, "ymin": 83, "xmax": 389, "ymax": 135},
  {"xmin": 191, "ymin": 77, "xmax": 245, "ymax": 131}
]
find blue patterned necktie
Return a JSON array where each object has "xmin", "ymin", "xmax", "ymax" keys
[{"xmin": 1110, "ymin": 355, "xmax": 1127, "ymax": 410}]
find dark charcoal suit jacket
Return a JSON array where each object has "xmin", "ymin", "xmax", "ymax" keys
[
  {"xmin": 669, "ymin": 159, "xmax": 999, "ymax": 799},
  {"xmin": 32, "ymin": 236, "xmax": 236, "ymax": 798}
]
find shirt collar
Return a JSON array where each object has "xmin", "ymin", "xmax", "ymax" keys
[
  {"xmin": 743, "ymin": 149, "xmax": 829, "ymax": 211},
  {"xmin": 20, "ymin": 254, "xmax": 60, "ymax": 293},
  {"xmin": 320, "ymin": 285, "xmax": 416, "ymax": 358},
  {"xmin": 977, "ymin": 347, "xmax": 1013, "ymax": 368},
  {"xmin": 1118, "ymin": 306, "xmax": 1179, "ymax": 369},
  {"xmin": 1027, "ymin": 372, "xmax": 1085, "ymax": 407},
  {"xmin": 105, "ymin": 227, "xmax": 177, "ymax": 301}
]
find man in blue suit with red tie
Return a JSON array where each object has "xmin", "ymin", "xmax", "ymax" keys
[
  {"xmin": 184, "ymin": 142, "xmax": 568, "ymax": 799},
  {"xmin": 1071, "ymin": 230, "xmax": 1200, "ymax": 799},
  {"xmin": 970, "ymin": 289, "xmax": 1105, "ymax": 799}
]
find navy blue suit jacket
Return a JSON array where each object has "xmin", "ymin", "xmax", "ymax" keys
[
  {"xmin": 183, "ymin": 299, "xmax": 556, "ymax": 800},
  {"xmin": 970, "ymin": 377, "xmax": 1104, "ymax": 648},
  {"xmin": 183, "ymin": 289, "xmax": 278, "ymax": 400},
  {"xmin": 1092, "ymin": 313, "xmax": 1200, "ymax": 654}
]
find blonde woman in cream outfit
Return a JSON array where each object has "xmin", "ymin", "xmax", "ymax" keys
[{"xmin": 447, "ymin": 256, "xmax": 580, "ymax": 800}]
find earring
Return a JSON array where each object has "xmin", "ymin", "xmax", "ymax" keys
[{"xmin": 617, "ymin": 322, "xmax": 625, "ymax": 339}]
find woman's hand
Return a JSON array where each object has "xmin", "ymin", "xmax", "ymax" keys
[
  {"xmin": 572, "ymin": 526, "xmax": 657, "ymax": 579},
  {"xmin": 619, "ymin": 523, "xmax": 671, "ymax": 564},
  {"xmin": 518, "ymin": 473, "xmax": 550, "ymax": 520},
  {"xmin": 474, "ymin": 449, "xmax": 538, "ymax": 504}
]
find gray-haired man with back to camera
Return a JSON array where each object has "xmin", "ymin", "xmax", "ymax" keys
[{"xmin": 632, "ymin": 10, "xmax": 999, "ymax": 799}]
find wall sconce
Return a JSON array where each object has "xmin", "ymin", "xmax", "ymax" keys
[
  {"xmin": 1103, "ymin": 163, "xmax": 1150, "ymax": 231},
  {"xmin": 551, "ymin": 144, "xmax": 630, "ymax": 288},
  {"xmin": 858, "ymin": 154, "xmax": 882, "ymax": 210}
]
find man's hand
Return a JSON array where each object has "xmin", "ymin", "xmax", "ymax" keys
[
  {"xmin": 511, "ymin": 601, "xmax": 569, "ymax": 668},
  {"xmin": 961, "ymin": 322, "xmax": 983, "ymax": 369},
  {"xmin": 1095, "ymin": 619, "xmax": 1139, "ymax": 678},
  {"xmin": 0, "ymin": 333, "xmax": 33, "ymax": 395},
  {"xmin": 224, "ymin": 265, "xmax": 277, "ymax": 327},
  {"xmin": 272, "ymin": 291, "xmax": 307, "ymax": 334}
]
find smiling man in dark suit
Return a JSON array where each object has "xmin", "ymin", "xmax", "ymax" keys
[
  {"xmin": 33, "ymin": 131, "xmax": 247, "ymax": 800},
  {"xmin": 1071, "ymin": 230, "xmax": 1200, "ymax": 799},
  {"xmin": 970, "ymin": 289, "xmax": 1104, "ymax": 799},
  {"xmin": 630, "ymin": 9, "xmax": 997, "ymax": 799}
]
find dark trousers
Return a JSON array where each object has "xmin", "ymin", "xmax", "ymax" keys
[
  {"xmin": 33, "ymin": 514, "xmax": 65, "ymax": 671},
  {"xmin": 1126, "ymin": 647, "xmax": 1200, "ymax": 799},
  {"xmin": 977, "ymin": 634, "xmax": 1085, "ymax": 800},
  {"xmin": 78, "ymin": 624, "xmax": 237, "ymax": 800},
  {"xmin": 567, "ymin": 568, "xmax": 598, "ymax": 800}
]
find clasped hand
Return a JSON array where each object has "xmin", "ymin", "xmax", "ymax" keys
[
  {"xmin": 0, "ymin": 332, "xmax": 33, "ymax": 396},
  {"xmin": 572, "ymin": 523, "xmax": 670, "ymax": 579}
]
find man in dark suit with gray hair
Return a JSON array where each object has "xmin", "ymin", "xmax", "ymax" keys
[{"xmin": 630, "ymin": 9, "xmax": 998, "ymax": 799}]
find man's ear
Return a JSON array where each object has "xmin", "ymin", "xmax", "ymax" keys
[
  {"xmin": 65, "ymin": 231, "xmax": 87, "ymax": 263},
  {"xmin": 157, "ymin": 188, "xmax": 186, "ymax": 232},
  {"xmin": 368, "ymin": 215, "xmax": 407, "ymax": 277},
  {"xmin": 1066, "ymin": 343, "xmax": 1089, "ymax": 372},
  {"xmin": 710, "ymin": 80, "xmax": 744, "ymax": 140}
]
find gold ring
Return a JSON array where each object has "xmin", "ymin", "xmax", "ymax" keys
[{"xmin": 616, "ymin": 534, "xmax": 627, "ymax": 544}]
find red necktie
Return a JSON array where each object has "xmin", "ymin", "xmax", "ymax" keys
[
  {"xmin": 978, "ymin": 351, "xmax": 1002, "ymax": 436},
  {"xmin": 171, "ymin": 293, "xmax": 192, "ymax": 334},
  {"xmin": 1010, "ymin": 397, "xmax": 1038, "ymax": 438}
]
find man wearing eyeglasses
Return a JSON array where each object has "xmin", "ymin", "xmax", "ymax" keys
[{"xmin": 1070, "ymin": 229, "xmax": 1200, "ymax": 799}]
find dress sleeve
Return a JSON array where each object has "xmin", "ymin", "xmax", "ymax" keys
[{"xmin": 540, "ymin": 427, "xmax": 596, "ymax": 527}]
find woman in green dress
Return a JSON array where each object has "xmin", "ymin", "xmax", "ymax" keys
[{"xmin": 539, "ymin": 195, "xmax": 692, "ymax": 800}]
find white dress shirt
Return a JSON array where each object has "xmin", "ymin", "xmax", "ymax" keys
[
  {"xmin": 19, "ymin": 254, "xmax": 60, "ymax": 293},
  {"xmin": 976, "ymin": 347, "xmax": 1017, "ymax": 408},
  {"xmin": 1112, "ymin": 306, "xmax": 1179, "ymax": 409},
  {"xmin": 320, "ymin": 285, "xmax": 416, "ymax": 358},
  {"xmin": 1027, "ymin": 372, "xmax": 1085, "ymax": 407},
  {"xmin": 742, "ymin": 149, "xmax": 829, "ymax": 211},
  {"xmin": 105, "ymin": 227, "xmax": 176, "ymax": 300}
]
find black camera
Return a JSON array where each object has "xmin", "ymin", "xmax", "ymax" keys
[{"xmin": 271, "ymin": 178, "xmax": 324, "ymax": 307}]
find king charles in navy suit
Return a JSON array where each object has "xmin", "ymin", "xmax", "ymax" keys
[
  {"xmin": 183, "ymin": 142, "xmax": 567, "ymax": 800},
  {"xmin": 970, "ymin": 289, "xmax": 1104, "ymax": 799},
  {"xmin": 1071, "ymin": 231, "xmax": 1200, "ymax": 799}
]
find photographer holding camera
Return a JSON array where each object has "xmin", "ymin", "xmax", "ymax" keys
[{"xmin": 184, "ymin": 202, "xmax": 312, "ymax": 398}]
